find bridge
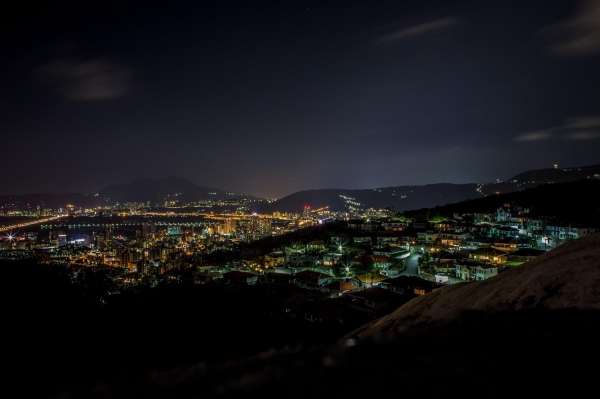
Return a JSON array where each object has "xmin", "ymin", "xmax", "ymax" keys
[
  {"xmin": 0, "ymin": 216, "xmax": 63, "ymax": 233},
  {"xmin": 39, "ymin": 221, "xmax": 219, "ymax": 229}
]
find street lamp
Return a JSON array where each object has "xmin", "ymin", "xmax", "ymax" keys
[{"xmin": 6, "ymin": 231, "xmax": 15, "ymax": 250}]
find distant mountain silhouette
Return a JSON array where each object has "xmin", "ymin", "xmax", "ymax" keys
[
  {"xmin": 96, "ymin": 176, "xmax": 259, "ymax": 204},
  {"xmin": 1, "ymin": 163, "xmax": 599, "ymax": 211},
  {"xmin": 249, "ymin": 184, "xmax": 481, "ymax": 214},
  {"xmin": 0, "ymin": 176, "xmax": 259, "ymax": 209},
  {"xmin": 0, "ymin": 192, "xmax": 104, "ymax": 210},
  {"xmin": 250, "ymin": 163, "xmax": 600, "ymax": 213}
]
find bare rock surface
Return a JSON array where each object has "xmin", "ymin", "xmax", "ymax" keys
[{"xmin": 344, "ymin": 232, "xmax": 600, "ymax": 344}]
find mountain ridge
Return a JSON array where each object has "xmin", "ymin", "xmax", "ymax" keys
[
  {"xmin": 0, "ymin": 176, "xmax": 260, "ymax": 209},
  {"xmin": 401, "ymin": 178, "xmax": 600, "ymax": 225},
  {"xmin": 1, "ymin": 163, "xmax": 599, "ymax": 212},
  {"xmin": 249, "ymin": 162, "xmax": 600, "ymax": 213}
]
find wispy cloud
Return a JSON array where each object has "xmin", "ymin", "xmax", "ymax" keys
[
  {"xmin": 513, "ymin": 116, "xmax": 600, "ymax": 141},
  {"xmin": 566, "ymin": 131, "xmax": 600, "ymax": 140},
  {"xmin": 372, "ymin": 17, "xmax": 461, "ymax": 45},
  {"xmin": 564, "ymin": 116, "xmax": 600, "ymax": 129},
  {"xmin": 513, "ymin": 130, "xmax": 556, "ymax": 142},
  {"xmin": 538, "ymin": 0, "xmax": 600, "ymax": 56},
  {"xmin": 37, "ymin": 57, "xmax": 133, "ymax": 101}
]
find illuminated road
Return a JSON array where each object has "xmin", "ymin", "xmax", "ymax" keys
[
  {"xmin": 400, "ymin": 246, "xmax": 421, "ymax": 277},
  {"xmin": 0, "ymin": 216, "xmax": 63, "ymax": 232}
]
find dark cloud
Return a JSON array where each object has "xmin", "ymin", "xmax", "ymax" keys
[
  {"xmin": 513, "ymin": 130, "xmax": 556, "ymax": 142},
  {"xmin": 372, "ymin": 17, "xmax": 461, "ymax": 45},
  {"xmin": 37, "ymin": 57, "xmax": 132, "ymax": 101},
  {"xmin": 513, "ymin": 116, "xmax": 600, "ymax": 141},
  {"xmin": 1, "ymin": 1, "xmax": 599, "ymax": 199},
  {"xmin": 539, "ymin": 0, "xmax": 600, "ymax": 56},
  {"xmin": 566, "ymin": 131, "xmax": 600, "ymax": 140}
]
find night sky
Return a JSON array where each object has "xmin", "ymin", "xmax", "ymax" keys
[{"xmin": 2, "ymin": 0, "xmax": 600, "ymax": 200}]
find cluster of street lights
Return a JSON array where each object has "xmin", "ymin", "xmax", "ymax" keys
[{"xmin": 7, "ymin": 232, "xmax": 15, "ymax": 247}]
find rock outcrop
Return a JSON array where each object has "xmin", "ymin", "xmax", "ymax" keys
[{"xmin": 344, "ymin": 232, "xmax": 600, "ymax": 344}]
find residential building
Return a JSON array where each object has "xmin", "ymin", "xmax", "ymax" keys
[
  {"xmin": 469, "ymin": 247, "xmax": 508, "ymax": 264},
  {"xmin": 265, "ymin": 251, "xmax": 285, "ymax": 267},
  {"xmin": 223, "ymin": 270, "xmax": 259, "ymax": 285},
  {"xmin": 342, "ymin": 286, "xmax": 399, "ymax": 314},
  {"xmin": 382, "ymin": 221, "xmax": 407, "ymax": 231},
  {"xmin": 349, "ymin": 273, "xmax": 389, "ymax": 288},
  {"xmin": 293, "ymin": 270, "xmax": 333, "ymax": 287},
  {"xmin": 380, "ymin": 275, "xmax": 440, "ymax": 296},
  {"xmin": 456, "ymin": 262, "xmax": 499, "ymax": 281},
  {"xmin": 438, "ymin": 231, "xmax": 467, "ymax": 247}
]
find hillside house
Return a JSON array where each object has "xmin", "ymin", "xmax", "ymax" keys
[
  {"xmin": 456, "ymin": 262, "xmax": 499, "ymax": 281},
  {"xmin": 473, "ymin": 212, "xmax": 494, "ymax": 222},
  {"xmin": 469, "ymin": 247, "xmax": 509, "ymax": 264},
  {"xmin": 265, "ymin": 251, "xmax": 285, "ymax": 267},
  {"xmin": 380, "ymin": 275, "xmax": 440, "ymax": 296},
  {"xmin": 372, "ymin": 246, "xmax": 409, "ymax": 259},
  {"xmin": 306, "ymin": 240, "xmax": 326, "ymax": 252},
  {"xmin": 293, "ymin": 270, "xmax": 333, "ymax": 287},
  {"xmin": 463, "ymin": 237, "xmax": 492, "ymax": 249},
  {"xmin": 417, "ymin": 230, "xmax": 437, "ymax": 245},
  {"xmin": 259, "ymin": 271, "xmax": 292, "ymax": 285},
  {"xmin": 342, "ymin": 286, "xmax": 399, "ymax": 314},
  {"xmin": 330, "ymin": 234, "xmax": 352, "ymax": 247},
  {"xmin": 353, "ymin": 236, "xmax": 373, "ymax": 247},
  {"xmin": 382, "ymin": 221, "xmax": 407, "ymax": 231},
  {"xmin": 438, "ymin": 231, "xmax": 468, "ymax": 247},
  {"xmin": 432, "ymin": 260, "xmax": 456, "ymax": 276},
  {"xmin": 223, "ymin": 270, "xmax": 259, "ymax": 286},
  {"xmin": 350, "ymin": 273, "xmax": 389, "ymax": 288},
  {"xmin": 322, "ymin": 280, "xmax": 360, "ymax": 297},
  {"xmin": 350, "ymin": 255, "xmax": 391, "ymax": 271},
  {"xmin": 435, "ymin": 220, "xmax": 457, "ymax": 231},
  {"xmin": 375, "ymin": 234, "xmax": 403, "ymax": 247}
]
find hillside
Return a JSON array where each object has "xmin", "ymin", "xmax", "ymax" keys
[
  {"xmin": 403, "ymin": 178, "xmax": 600, "ymax": 225},
  {"xmin": 250, "ymin": 163, "xmax": 600, "ymax": 214},
  {"xmin": 488, "ymin": 162, "xmax": 600, "ymax": 194},
  {"xmin": 344, "ymin": 230, "xmax": 600, "ymax": 341},
  {"xmin": 0, "ymin": 176, "xmax": 261, "ymax": 210},
  {"xmin": 249, "ymin": 183, "xmax": 482, "ymax": 214},
  {"xmin": 49, "ymin": 233, "xmax": 600, "ymax": 399},
  {"xmin": 2, "ymin": 163, "xmax": 599, "ymax": 212}
]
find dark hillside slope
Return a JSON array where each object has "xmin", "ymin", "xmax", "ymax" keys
[
  {"xmin": 250, "ymin": 183, "xmax": 481, "ymax": 214},
  {"xmin": 479, "ymin": 162, "xmax": 600, "ymax": 195},
  {"xmin": 57, "ymin": 232, "xmax": 600, "ymax": 399},
  {"xmin": 252, "ymin": 163, "xmax": 600, "ymax": 214},
  {"xmin": 404, "ymin": 179, "xmax": 600, "ymax": 224}
]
